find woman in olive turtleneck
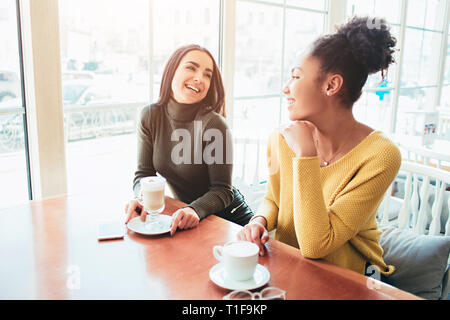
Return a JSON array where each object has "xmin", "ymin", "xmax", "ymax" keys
[{"xmin": 125, "ymin": 44, "xmax": 253, "ymax": 235}]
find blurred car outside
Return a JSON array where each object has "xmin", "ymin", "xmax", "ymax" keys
[
  {"xmin": 0, "ymin": 70, "xmax": 20, "ymax": 102},
  {"xmin": 62, "ymin": 71, "xmax": 95, "ymax": 81}
]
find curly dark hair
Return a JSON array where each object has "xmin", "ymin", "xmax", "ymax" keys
[{"xmin": 310, "ymin": 16, "xmax": 397, "ymax": 106}]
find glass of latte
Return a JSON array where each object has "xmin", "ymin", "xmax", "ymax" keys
[{"xmin": 140, "ymin": 176, "xmax": 166, "ymax": 226}]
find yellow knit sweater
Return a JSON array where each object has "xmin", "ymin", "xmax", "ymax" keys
[{"xmin": 256, "ymin": 130, "xmax": 401, "ymax": 275}]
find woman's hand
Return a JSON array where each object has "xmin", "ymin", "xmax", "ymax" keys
[
  {"xmin": 124, "ymin": 198, "xmax": 145, "ymax": 224},
  {"xmin": 280, "ymin": 121, "xmax": 317, "ymax": 158},
  {"xmin": 170, "ymin": 206, "xmax": 200, "ymax": 236},
  {"xmin": 237, "ymin": 217, "xmax": 270, "ymax": 256}
]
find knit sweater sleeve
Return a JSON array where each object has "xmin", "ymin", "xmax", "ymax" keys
[
  {"xmin": 187, "ymin": 114, "xmax": 234, "ymax": 219},
  {"xmin": 292, "ymin": 146, "xmax": 401, "ymax": 259},
  {"xmin": 133, "ymin": 105, "xmax": 157, "ymax": 197}
]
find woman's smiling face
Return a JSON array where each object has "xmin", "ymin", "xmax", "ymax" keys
[
  {"xmin": 171, "ymin": 50, "xmax": 214, "ymax": 104},
  {"xmin": 283, "ymin": 55, "xmax": 327, "ymax": 121}
]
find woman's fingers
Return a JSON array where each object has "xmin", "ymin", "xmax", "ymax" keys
[
  {"xmin": 237, "ymin": 225, "xmax": 252, "ymax": 242},
  {"xmin": 170, "ymin": 209, "xmax": 200, "ymax": 236},
  {"xmin": 170, "ymin": 210, "xmax": 183, "ymax": 236},
  {"xmin": 237, "ymin": 223, "xmax": 267, "ymax": 256},
  {"xmin": 178, "ymin": 212, "xmax": 188, "ymax": 229},
  {"xmin": 261, "ymin": 228, "xmax": 270, "ymax": 244},
  {"xmin": 250, "ymin": 225, "xmax": 265, "ymax": 256},
  {"xmin": 125, "ymin": 199, "xmax": 143, "ymax": 224}
]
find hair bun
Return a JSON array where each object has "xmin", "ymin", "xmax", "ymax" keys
[{"xmin": 336, "ymin": 16, "xmax": 397, "ymax": 74}]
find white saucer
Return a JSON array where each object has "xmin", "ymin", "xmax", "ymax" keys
[
  {"xmin": 127, "ymin": 214, "xmax": 172, "ymax": 235},
  {"xmin": 209, "ymin": 263, "xmax": 270, "ymax": 291}
]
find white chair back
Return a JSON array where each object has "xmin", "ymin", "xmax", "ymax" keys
[
  {"xmin": 379, "ymin": 161, "xmax": 450, "ymax": 236},
  {"xmin": 396, "ymin": 141, "xmax": 450, "ymax": 169}
]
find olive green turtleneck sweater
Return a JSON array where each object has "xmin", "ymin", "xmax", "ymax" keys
[{"xmin": 133, "ymin": 98, "xmax": 234, "ymax": 219}]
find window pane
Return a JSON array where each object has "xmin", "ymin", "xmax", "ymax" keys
[
  {"xmin": 352, "ymin": 25, "xmax": 400, "ymax": 132},
  {"xmin": 283, "ymin": 8, "xmax": 327, "ymax": 74},
  {"xmin": 152, "ymin": 0, "xmax": 220, "ymax": 99},
  {"xmin": 438, "ymin": 32, "xmax": 449, "ymax": 140},
  {"xmin": 402, "ymin": 29, "xmax": 442, "ymax": 86},
  {"xmin": 396, "ymin": 26, "xmax": 442, "ymax": 137},
  {"xmin": 344, "ymin": 1, "xmax": 401, "ymax": 132},
  {"xmin": 0, "ymin": 0, "xmax": 29, "ymax": 208},
  {"xmin": 60, "ymin": 0, "xmax": 221, "ymax": 198},
  {"xmin": 60, "ymin": 0, "xmax": 150, "ymax": 106},
  {"xmin": 443, "ymin": 34, "xmax": 450, "ymax": 86},
  {"xmin": 281, "ymin": 8, "xmax": 327, "ymax": 121},
  {"xmin": 286, "ymin": 0, "xmax": 327, "ymax": 11},
  {"xmin": 396, "ymin": 87, "xmax": 437, "ymax": 133},
  {"xmin": 59, "ymin": 0, "xmax": 150, "ymax": 197},
  {"xmin": 0, "ymin": 2, "xmax": 22, "ymax": 106},
  {"xmin": 346, "ymin": 0, "xmax": 402, "ymax": 24},
  {"xmin": 235, "ymin": 2, "xmax": 283, "ymax": 98},
  {"xmin": 234, "ymin": 1, "xmax": 326, "ymax": 185},
  {"xmin": 406, "ymin": 0, "xmax": 446, "ymax": 31}
]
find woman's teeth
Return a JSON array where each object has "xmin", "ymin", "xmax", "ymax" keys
[{"xmin": 186, "ymin": 84, "xmax": 200, "ymax": 93}]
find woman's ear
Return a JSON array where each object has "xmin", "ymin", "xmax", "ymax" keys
[{"xmin": 325, "ymin": 74, "xmax": 344, "ymax": 96}]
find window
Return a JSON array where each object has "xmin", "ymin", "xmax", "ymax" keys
[
  {"xmin": 59, "ymin": 0, "xmax": 151, "ymax": 197},
  {"xmin": 8, "ymin": 0, "xmax": 450, "ymax": 206},
  {"xmin": 439, "ymin": 24, "xmax": 450, "ymax": 139},
  {"xmin": 345, "ymin": 0, "xmax": 402, "ymax": 133},
  {"xmin": 0, "ymin": 0, "xmax": 30, "ymax": 208},
  {"xmin": 151, "ymin": 0, "xmax": 220, "ymax": 99},
  {"xmin": 345, "ymin": 0, "xmax": 449, "ymax": 141},
  {"xmin": 233, "ymin": 0, "xmax": 327, "ymax": 183},
  {"xmin": 396, "ymin": 0, "xmax": 446, "ymax": 136},
  {"xmin": 59, "ymin": 0, "xmax": 221, "ymax": 198},
  {"xmin": 347, "ymin": 0, "xmax": 402, "ymax": 24}
]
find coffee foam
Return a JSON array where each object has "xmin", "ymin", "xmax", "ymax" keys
[
  {"xmin": 224, "ymin": 241, "xmax": 259, "ymax": 257},
  {"xmin": 141, "ymin": 176, "xmax": 165, "ymax": 191}
]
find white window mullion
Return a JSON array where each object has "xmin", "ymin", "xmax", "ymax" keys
[
  {"xmin": 148, "ymin": 0, "xmax": 154, "ymax": 104},
  {"xmin": 327, "ymin": 0, "xmax": 347, "ymax": 34},
  {"xmin": 19, "ymin": 0, "xmax": 67, "ymax": 199},
  {"xmin": 278, "ymin": 0, "xmax": 287, "ymax": 126},
  {"xmin": 221, "ymin": 0, "xmax": 236, "ymax": 129},
  {"xmin": 435, "ymin": 0, "xmax": 450, "ymax": 108},
  {"xmin": 390, "ymin": 0, "xmax": 408, "ymax": 134}
]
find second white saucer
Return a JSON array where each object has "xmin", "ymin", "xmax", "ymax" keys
[{"xmin": 209, "ymin": 263, "xmax": 270, "ymax": 291}]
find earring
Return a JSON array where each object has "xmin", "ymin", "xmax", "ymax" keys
[{"xmin": 326, "ymin": 91, "xmax": 331, "ymax": 96}]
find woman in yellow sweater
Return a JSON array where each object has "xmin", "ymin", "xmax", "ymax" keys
[{"xmin": 237, "ymin": 16, "xmax": 401, "ymax": 276}]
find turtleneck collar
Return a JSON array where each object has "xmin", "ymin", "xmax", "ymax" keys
[{"xmin": 166, "ymin": 98, "xmax": 204, "ymax": 122}]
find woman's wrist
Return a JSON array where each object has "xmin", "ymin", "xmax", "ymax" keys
[{"xmin": 249, "ymin": 216, "xmax": 267, "ymax": 228}]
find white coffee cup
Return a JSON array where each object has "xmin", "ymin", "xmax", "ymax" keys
[
  {"xmin": 140, "ymin": 176, "xmax": 166, "ymax": 215},
  {"xmin": 213, "ymin": 241, "xmax": 259, "ymax": 281}
]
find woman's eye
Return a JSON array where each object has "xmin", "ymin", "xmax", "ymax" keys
[
  {"xmin": 186, "ymin": 65, "xmax": 195, "ymax": 71},
  {"xmin": 292, "ymin": 75, "xmax": 301, "ymax": 80},
  {"xmin": 205, "ymin": 73, "xmax": 212, "ymax": 79}
]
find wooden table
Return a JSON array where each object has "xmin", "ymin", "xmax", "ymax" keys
[{"xmin": 0, "ymin": 194, "xmax": 419, "ymax": 300}]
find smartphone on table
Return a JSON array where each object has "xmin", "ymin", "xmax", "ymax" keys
[{"xmin": 97, "ymin": 220, "xmax": 125, "ymax": 241}]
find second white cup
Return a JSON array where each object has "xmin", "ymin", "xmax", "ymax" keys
[{"xmin": 213, "ymin": 241, "xmax": 259, "ymax": 281}]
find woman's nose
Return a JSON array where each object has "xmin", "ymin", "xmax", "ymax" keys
[
  {"xmin": 282, "ymin": 83, "xmax": 290, "ymax": 95},
  {"xmin": 193, "ymin": 72, "xmax": 202, "ymax": 82}
]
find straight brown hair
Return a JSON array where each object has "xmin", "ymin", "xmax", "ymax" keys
[{"xmin": 155, "ymin": 44, "xmax": 226, "ymax": 117}]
